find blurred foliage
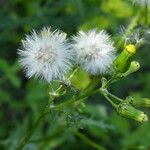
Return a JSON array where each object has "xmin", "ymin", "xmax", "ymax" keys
[{"xmin": 0, "ymin": 0, "xmax": 150, "ymax": 150}]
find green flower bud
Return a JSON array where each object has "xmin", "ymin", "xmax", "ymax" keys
[
  {"xmin": 113, "ymin": 44, "xmax": 136, "ymax": 73},
  {"xmin": 120, "ymin": 61, "xmax": 140, "ymax": 77},
  {"xmin": 125, "ymin": 96, "xmax": 150, "ymax": 107},
  {"xmin": 116, "ymin": 103, "xmax": 148, "ymax": 122}
]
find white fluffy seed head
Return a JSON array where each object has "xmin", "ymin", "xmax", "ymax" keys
[
  {"xmin": 72, "ymin": 29, "xmax": 116, "ymax": 75},
  {"xmin": 18, "ymin": 27, "xmax": 73, "ymax": 82},
  {"xmin": 132, "ymin": 0, "xmax": 150, "ymax": 6}
]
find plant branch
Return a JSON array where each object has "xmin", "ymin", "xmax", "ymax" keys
[
  {"xmin": 105, "ymin": 90, "xmax": 123, "ymax": 103},
  {"xmin": 17, "ymin": 110, "xmax": 49, "ymax": 150},
  {"xmin": 54, "ymin": 77, "xmax": 102, "ymax": 109},
  {"xmin": 17, "ymin": 76, "xmax": 101, "ymax": 149},
  {"xmin": 48, "ymin": 66, "xmax": 79, "ymax": 104},
  {"xmin": 99, "ymin": 88, "xmax": 117, "ymax": 108},
  {"xmin": 103, "ymin": 73, "xmax": 118, "ymax": 89}
]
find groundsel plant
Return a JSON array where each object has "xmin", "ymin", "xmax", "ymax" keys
[{"xmin": 17, "ymin": 26, "xmax": 150, "ymax": 149}]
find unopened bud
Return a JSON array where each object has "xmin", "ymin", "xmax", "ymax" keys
[
  {"xmin": 126, "ymin": 44, "xmax": 136, "ymax": 54},
  {"xmin": 113, "ymin": 44, "xmax": 136, "ymax": 73},
  {"xmin": 125, "ymin": 96, "xmax": 150, "ymax": 107},
  {"xmin": 116, "ymin": 103, "xmax": 148, "ymax": 122},
  {"xmin": 121, "ymin": 61, "xmax": 140, "ymax": 77}
]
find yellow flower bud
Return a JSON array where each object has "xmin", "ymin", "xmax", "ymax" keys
[
  {"xmin": 113, "ymin": 44, "xmax": 136, "ymax": 73},
  {"xmin": 126, "ymin": 44, "xmax": 136, "ymax": 54}
]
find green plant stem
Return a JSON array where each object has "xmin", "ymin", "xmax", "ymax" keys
[
  {"xmin": 116, "ymin": 11, "xmax": 141, "ymax": 49},
  {"xmin": 68, "ymin": 66, "xmax": 79, "ymax": 80},
  {"xmin": 17, "ymin": 76, "xmax": 101, "ymax": 149},
  {"xmin": 48, "ymin": 66, "xmax": 79, "ymax": 104},
  {"xmin": 53, "ymin": 90, "xmax": 95, "ymax": 110},
  {"xmin": 99, "ymin": 89, "xmax": 117, "ymax": 108},
  {"xmin": 16, "ymin": 74, "xmax": 120, "ymax": 149},
  {"xmin": 17, "ymin": 110, "xmax": 49, "ymax": 150},
  {"xmin": 100, "ymin": 75, "xmax": 123, "ymax": 107},
  {"xmin": 17, "ymin": 68, "xmax": 80, "ymax": 149},
  {"xmin": 103, "ymin": 73, "xmax": 117, "ymax": 89},
  {"xmin": 74, "ymin": 131, "xmax": 106, "ymax": 150},
  {"xmin": 54, "ymin": 77, "xmax": 102, "ymax": 109},
  {"xmin": 105, "ymin": 90, "xmax": 123, "ymax": 103}
]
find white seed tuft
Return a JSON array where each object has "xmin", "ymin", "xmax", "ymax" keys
[
  {"xmin": 72, "ymin": 29, "xmax": 116, "ymax": 74},
  {"xmin": 18, "ymin": 27, "xmax": 74, "ymax": 82}
]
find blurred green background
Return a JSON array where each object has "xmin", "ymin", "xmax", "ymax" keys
[{"xmin": 0, "ymin": 0, "xmax": 150, "ymax": 150}]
